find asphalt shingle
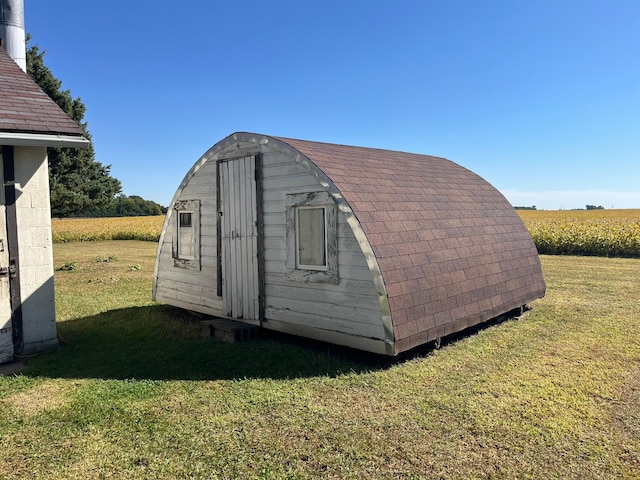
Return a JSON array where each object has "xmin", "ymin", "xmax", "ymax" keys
[
  {"xmin": 0, "ymin": 47, "xmax": 84, "ymax": 137},
  {"xmin": 278, "ymin": 136, "xmax": 546, "ymax": 354}
]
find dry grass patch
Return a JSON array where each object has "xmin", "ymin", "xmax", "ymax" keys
[{"xmin": 1, "ymin": 379, "xmax": 77, "ymax": 417}]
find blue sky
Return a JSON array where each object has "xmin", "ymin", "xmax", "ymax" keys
[{"xmin": 25, "ymin": 0, "xmax": 639, "ymax": 210}]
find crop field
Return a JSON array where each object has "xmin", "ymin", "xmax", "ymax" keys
[
  {"xmin": 51, "ymin": 215, "xmax": 165, "ymax": 242},
  {"xmin": 518, "ymin": 209, "xmax": 640, "ymax": 257},
  {"xmin": 51, "ymin": 210, "xmax": 640, "ymax": 258}
]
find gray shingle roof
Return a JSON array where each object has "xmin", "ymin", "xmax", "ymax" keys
[
  {"xmin": 0, "ymin": 46, "xmax": 84, "ymax": 137},
  {"xmin": 276, "ymin": 136, "xmax": 546, "ymax": 354}
]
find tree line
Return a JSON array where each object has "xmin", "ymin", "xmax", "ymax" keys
[{"xmin": 26, "ymin": 37, "xmax": 165, "ymax": 217}]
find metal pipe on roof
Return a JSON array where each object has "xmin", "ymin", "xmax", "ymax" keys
[{"xmin": 0, "ymin": 0, "xmax": 26, "ymax": 72}]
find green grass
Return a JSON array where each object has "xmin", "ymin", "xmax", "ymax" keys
[{"xmin": 1, "ymin": 241, "xmax": 639, "ymax": 479}]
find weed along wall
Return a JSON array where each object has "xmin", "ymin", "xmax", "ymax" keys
[{"xmin": 153, "ymin": 132, "xmax": 546, "ymax": 355}]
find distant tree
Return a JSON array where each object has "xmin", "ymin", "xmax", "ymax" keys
[
  {"xmin": 26, "ymin": 36, "xmax": 122, "ymax": 217},
  {"xmin": 80, "ymin": 195, "xmax": 167, "ymax": 217},
  {"xmin": 514, "ymin": 206, "xmax": 537, "ymax": 210},
  {"xmin": 586, "ymin": 205, "xmax": 604, "ymax": 210}
]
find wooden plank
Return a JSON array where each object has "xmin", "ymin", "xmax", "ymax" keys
[
  {"xmin": 157, "ymin": 276, "xmax": 215, "ymax": 297},
  {"xmin": 153, "ymin": 294, "xmax": 224, "ymax": 317},
  {"xmin": 156, "ymin": 269, "xmax": 217, "ymax": 288},
  {"xmin": 262, "ymin": 224, "xmax": 285, "ymax": 239},
  {"xmin": 248, "ymin": 155, "xmax": 258, "ymax": 319},
  {"xmin": 265, "ymin": 300, "xmax": 385, "ymax": 338},
  {"xmin": 262, "ymin": 162, "xmax": 309, "ymax": 178},
  {"xmin": 180, "ymin": 183, "xmax": 216, "ymax": 196},
  {"xmin": 263, "ymin": 319, "xmax": 388, "ymax": 355},
  {"xmin": 221, "ymin": 160, "xmax": 230, "ymax": 315},
  {"xmin": 265, "ymin": 283, "xmax": 380, "ymax": 314},
  {"xmin": 261, "ymin": 151, "xmax": 291, "ymax": 166},
  {"xmin": 263, "ymin": 212, "xmax": 284, "ymax": 227},
  {"xmin": 265, "ymin": 273, "xmax": 378, "ymax": 296},
  {"xmin": 262, "ymin": 186, "xmax": 335, "ymax": 202}
]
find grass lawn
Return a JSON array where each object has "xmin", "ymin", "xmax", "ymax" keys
[{"xmin": 1, "ymin": 241, "xmax": 639, "ymax": 479}]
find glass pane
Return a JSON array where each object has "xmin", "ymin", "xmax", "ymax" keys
[
  {"xmin": 178, "ymin": 212, "xmax": 194, "ymax": 258},
  {"xmin": 297, "ymin": 207, "xmax": 326, "ymax": 267},
  {"xmin": 179, "ymin": 212, "xmax": 192, "ymax": 227}
]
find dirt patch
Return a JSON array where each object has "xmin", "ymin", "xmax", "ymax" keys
[{"xmin": 0, "ymin": 360, "xmax": 27, "ymax": 376}]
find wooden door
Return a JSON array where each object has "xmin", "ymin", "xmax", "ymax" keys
[
  {"xmin": 0, "ymin": 153, "xmax": 14, "ymax": 363},
  {"xmin": 219, "ymin": 156, "xmax": 260, "ymax": 323}
]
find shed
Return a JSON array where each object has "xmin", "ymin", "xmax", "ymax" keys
[
  {"xmin": 0, "ymin": 46, "xmax": 88, "ymax": 363},
  {"xmin": 153, "ymin": 132, "xmax": 545, "ymax": 355}
]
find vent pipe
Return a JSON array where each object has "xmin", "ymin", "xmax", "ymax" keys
[{"xmin": 0, "ymin": 0, "xmax": 26, "ymax": 72}]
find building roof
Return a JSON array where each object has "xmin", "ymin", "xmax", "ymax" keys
[
  {"xmin": 0, "ymin": 46, "xmax": 85, "ymax": 139},
  {"xmin": 275, "ymin": 135, "xmax": 546, "ymax": 354}
]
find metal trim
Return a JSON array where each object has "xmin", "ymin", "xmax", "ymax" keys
[{"xmin": 0, "ymin": 132, "xmax": 89, "ymax": 148}]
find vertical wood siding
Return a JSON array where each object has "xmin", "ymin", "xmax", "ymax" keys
[{"xmin": 220, "ymin": 156, "xmax": 259, "ymax": 322}]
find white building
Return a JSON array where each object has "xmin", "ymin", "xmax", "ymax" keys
[{"xmin": 0, "ymin": 42, "xmax": 87, "ymax": 363}]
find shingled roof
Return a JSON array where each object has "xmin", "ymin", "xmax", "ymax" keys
[
  {"xmin": 275, "ymin": 136, "xmax": 546, "ymax": 354},
  {"xmin": 0, "ymin": 46, "xmax": 85, "ymax": 138}
]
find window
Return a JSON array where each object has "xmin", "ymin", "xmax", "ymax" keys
[
  {"xmin": 173, "ymin": 200, "xmax": 200, "ymax": 270},
  {"xmin": 286, "ymin": 192, "xmax": 338, "ymax": 283},
  {"xmin": 178, "ymin": 212, "xmax": 195, "ymax": 259},
  {"xmin": 179, "ymin": 212, "xmax": 192, "ymax": 228},
  {"xmin": 296, "ymin": 206, "xmax": 327, "ymax": 269}
]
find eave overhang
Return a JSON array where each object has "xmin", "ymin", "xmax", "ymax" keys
[{"xmin": 0, "ymin": 131, "xmax": 90, "ymax": 148}]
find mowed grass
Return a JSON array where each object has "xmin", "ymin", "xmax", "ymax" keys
[{"xmin": 0, "ymin": 241, "xmax": 639, "ymax": 478}]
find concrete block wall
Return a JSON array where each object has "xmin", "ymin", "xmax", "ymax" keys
[{"xmin": 14, "ymin": 146, "xmax": 57, "ymax": 354}]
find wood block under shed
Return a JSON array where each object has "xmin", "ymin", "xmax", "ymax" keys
[{"xmin": 200, "ymin": 318, "xmax": 259, "ymax": 343}]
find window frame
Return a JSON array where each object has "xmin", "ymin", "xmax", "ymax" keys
[
  {"xmin": 285, "ymin": 192, "xmax": 338, "ymax": 284},
  {"xmin": 172, "ymin": 199, "xmax": 201, "ymax": 270}
]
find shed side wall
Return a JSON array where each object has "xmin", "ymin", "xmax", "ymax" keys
[{"xmin": 260, "ymin": 148, "xmax": 386, "ymax": 343}]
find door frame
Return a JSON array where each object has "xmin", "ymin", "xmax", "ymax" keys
[{"xmin": 0, "ymin": 146, "xmax": 22, "ymax": 358}]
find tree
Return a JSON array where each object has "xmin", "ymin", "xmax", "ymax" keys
[
  {"xmin": 26, "ymin": 37, "xmax": 122, "ymax": 217},
  {"xmin": 81, "ymin": 194, "xmax": 167, "ymax": 217}
]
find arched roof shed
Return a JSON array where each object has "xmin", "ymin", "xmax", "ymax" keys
[{"xmin": 154, "ymin": 132, "xmax": 545, "ymax": 355}]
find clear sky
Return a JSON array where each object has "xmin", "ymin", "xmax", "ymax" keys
[{"xmin": 25, "ymin": 0, "xmax": 640, "ymax": 210}]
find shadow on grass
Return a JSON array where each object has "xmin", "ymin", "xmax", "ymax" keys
[
  {"xmin": 23, "ymin": 305, "xmax": 386, "ymax": 381},
  {"xmin": 23, "ymin": 305, "xmax": 525, "ymax": 381}
]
